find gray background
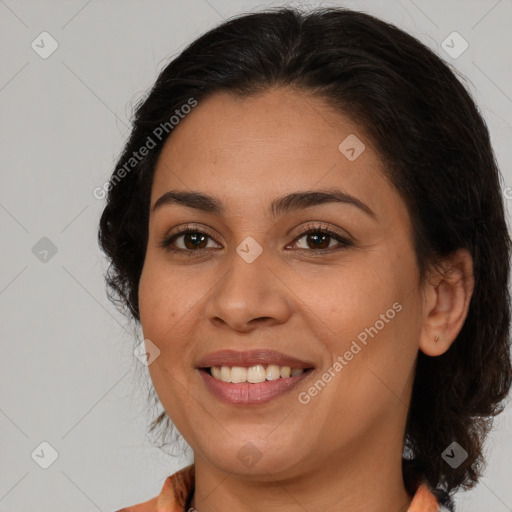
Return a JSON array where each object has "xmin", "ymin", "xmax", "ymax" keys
[{"xmin": 1, "ymin": 0, "xmax": 511, "ymax": 510}]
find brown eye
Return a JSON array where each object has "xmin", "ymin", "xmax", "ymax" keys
[
  {"xmin": 292, "ymin": 227, "xmax": 353, "ymax": 251},
  {"xmin": 158, "ymin": 229, "xmax": 221, "ymax": 252},
  {"xmin": 302, "ymin": 232, "xmax": 332, "ymax": 249},
  {"xmin": 181, "ymin": 232, "xmax": 209, "ymax": 250}
]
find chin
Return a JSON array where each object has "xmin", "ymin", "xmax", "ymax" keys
[{"xmin": 197, "ymin": 436, "xmax": 306, "ymax": 479}]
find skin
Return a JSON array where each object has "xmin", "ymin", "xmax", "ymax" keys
[{"xmin": 138, "ymin": 86, "xmax": 474, "ymax": 512}]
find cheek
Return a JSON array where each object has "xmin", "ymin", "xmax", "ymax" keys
[
  {"xmin": 138, "ymin": 263, "xmax": 169, "ymax": 338},
  {"xmin": 298, "ymin": 263, "xmax": 404, "ymax": 345},
  {"xmin": 138, "ymin": 261, "xmax": 198, "ymax": 422},
  {"xmin": 138, "ymin": 256, "xmax": 203, "ymax": 339},
  {"xmin": 300, "ymin": 257, "xmax": 420, "ymax": 396}
]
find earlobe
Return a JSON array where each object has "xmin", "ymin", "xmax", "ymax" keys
[{"xmin": 418, "ymin": 248, "xmax": 474, "ymax": 357}]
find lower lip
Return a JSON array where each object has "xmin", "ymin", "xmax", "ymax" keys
[{"xmin": 198, "ymin": 368, "xmax": 314, "ymax": 405}]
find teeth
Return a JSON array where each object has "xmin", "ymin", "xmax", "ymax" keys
[
  {"xmin": 220, "ymin": 366, "xmax": 231, "ymax": 382},
  {"xmin": 230, "ymin": 366, "xmax": 247, "ymax": 383},
  {"xmin": 247, "ymin": 365, "xmax": 266, "ymax": 383},
  {"xmin": 266, "ymin": 364, "xmax": 281, "ymax": 381},
  {"xmin": 209, "ymin": 364, "xmax": 305, "ymax": 383}
]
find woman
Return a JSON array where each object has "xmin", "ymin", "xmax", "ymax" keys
[{"xmin": 98, "ymin": 7, "xmax": 511, "ymax": 512}]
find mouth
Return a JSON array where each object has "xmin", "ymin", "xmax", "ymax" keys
[
  {"xmin": 195, "ymin": 349, "xmax": 316, "ymax": 405},
  {"xmin": 198, "ymin": 365, "xmax": 315, "ymax": 405},
  {"xmin": 202, "ymin": 364, "xmax": 314, "ymax": 383}
]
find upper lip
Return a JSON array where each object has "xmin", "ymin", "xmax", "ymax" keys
[{"xmin": 196, "ymin": 349, "xmax": 315, "ymax": 369}]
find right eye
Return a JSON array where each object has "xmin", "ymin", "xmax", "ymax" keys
[{"xmin": 158, "ymin": 226, "xmax": 222, "ymax": 253}]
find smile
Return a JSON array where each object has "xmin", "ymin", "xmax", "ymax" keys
[
  {"xmin": 198, "ymin": 366, "xmax": 315, "ymax": 405},
  {"xmin": 208, "ymin": 364, "xmax": 307, "ymax": 383}
]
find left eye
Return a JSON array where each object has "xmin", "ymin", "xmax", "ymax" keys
[{"xmin": 290, "ymin": 229, "xmax": 353, "ymax": 251}]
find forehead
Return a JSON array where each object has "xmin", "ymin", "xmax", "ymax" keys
[{"xmin": 150, "ymin": 87, "xmax": 403, "ymax": 221}]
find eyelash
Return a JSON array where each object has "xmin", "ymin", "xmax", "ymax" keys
[{"xmin": 157, "ymin": 223, "xmax": 354, "ymax": 256}]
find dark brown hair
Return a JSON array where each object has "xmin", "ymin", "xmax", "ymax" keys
[{"xmin": 98, "ymin": 7, "xmax": 512, "ymax": 507}]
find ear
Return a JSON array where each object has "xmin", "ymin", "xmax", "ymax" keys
[{"xmin": 419, "ymin": 248, "xmax": 474, "ymax": 357}]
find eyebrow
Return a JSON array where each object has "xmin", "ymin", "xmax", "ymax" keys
[{"xmin": 151, "ymin": 188, "xmax": 376, "ymax": 219}]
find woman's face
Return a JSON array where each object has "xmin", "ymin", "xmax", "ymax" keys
[{"xmin": 138, "ymin": 87, "xmax": 426, "ymax": 478}]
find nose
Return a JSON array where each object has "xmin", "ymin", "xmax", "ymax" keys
[{"xmin": 205, "ymin": 245, "xmax": 292, "ymax": 333}]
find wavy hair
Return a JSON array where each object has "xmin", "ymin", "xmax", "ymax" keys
[{"xmin": 98, "ymin": 7, "xmax": 512, "ymax": 507}]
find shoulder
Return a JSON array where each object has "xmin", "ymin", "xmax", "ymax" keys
[
  {"xmin": 115, "ymin": 464, "xmax": 195, "ymax": 512},
  {"xmin": 115, "ymin": 495, "xmax": 159, "ymax": 512},
  {"xmin": 409, "ymin": 483, "xmax": 455, "ymax": 511}
]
